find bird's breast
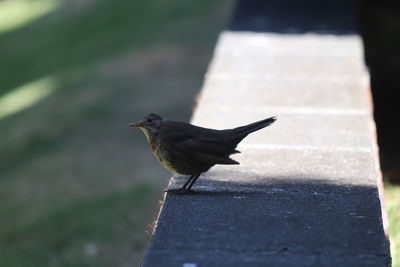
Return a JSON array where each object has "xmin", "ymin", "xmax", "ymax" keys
[{"xmin": 150, "ymin": 140, "xmax": 179, "ymax": 173}]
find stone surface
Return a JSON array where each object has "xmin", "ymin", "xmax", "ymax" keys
[
  {"xmin": 141, "ymin": 0, "xmax": 391, "ymax": 266},
  {"xmin": 170, "ymin": 148, "xmax": 377, "ymax": 189},
  {"xmin": 193, "ymin": 111, "xmax": 372, "ymax": 149}
]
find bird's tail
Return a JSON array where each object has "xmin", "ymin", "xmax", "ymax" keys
[{"xmin": 232, "ymin": 116, "xmax": 277, "ymax": 137}]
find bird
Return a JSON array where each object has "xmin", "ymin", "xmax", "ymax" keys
[{"xmin": 129, "ymin": 113, "xmax": 276, "ymax": 194}]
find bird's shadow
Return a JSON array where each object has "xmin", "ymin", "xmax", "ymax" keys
[
  {"xmin": 165, "ymin": 189, "xmax": 263, "ymax": 196},
  {"xmin": 164, "ymin": 169, "xmax": 377, "ymax": 197}
]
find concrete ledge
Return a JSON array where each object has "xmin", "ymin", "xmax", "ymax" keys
[{"xmin": 141, "ymin": 2, "xmax": 391, "ymax": 266}]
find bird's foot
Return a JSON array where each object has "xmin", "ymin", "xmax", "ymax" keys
[
  {"xmin": 163, "ymin": 188, "xmax": 184, "ymax": 194},
  {"xmin": 164, "ymin": 188, "xmax": 196, "ymax": 195}
]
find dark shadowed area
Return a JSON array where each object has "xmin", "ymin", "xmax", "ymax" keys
[
  {"xmin": 229, "ymin": 0, "xmax": 357, "ymax": 34},
  {"xmin": 358, "ymin": 2, "xmax": 400, "ymax": 262},
  {"xmin": 145, "ymin": 175, "xmax": 389, "ymax": 266},
  {"xmin": 358, "ymin": 1, "xmax": 400, "ymax": 184}
]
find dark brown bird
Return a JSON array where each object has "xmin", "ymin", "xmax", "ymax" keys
[{"xmin": 129, "ymin": 114, "xmax": 276, "ymax": 194}]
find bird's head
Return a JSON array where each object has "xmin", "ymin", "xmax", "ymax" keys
[{"xmin": 129, "ymin": 113, "xmax": 163, "ymax": 135}]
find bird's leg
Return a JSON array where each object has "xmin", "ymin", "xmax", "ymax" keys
[
  {"xmin": 165, "ymin": 175, "xmax": 196, "ymax": 193},
  {"xmin": 181, "ymin": 174, "xmax": 196, "ymax": 190},
  {"xmin": 184, "ymin": 173, "xmax": 201, "ymax": 192}
]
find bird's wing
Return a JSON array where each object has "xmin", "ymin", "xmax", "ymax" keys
[
  {"xmin": 194, "ymin": 150, "xmax": 239, "ymax": 165},
  {"xmin": 162, "ymin": 129, "xmax": 239, "ymax": 165}
]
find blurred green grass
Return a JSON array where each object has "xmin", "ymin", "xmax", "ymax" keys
[
  {"xmin": 385, "ymin": 182, "xmax": 400, "ymax": 266},
  {"xmin": 0, "ymin": 0, "xmax": 234, "ymax": 266}
]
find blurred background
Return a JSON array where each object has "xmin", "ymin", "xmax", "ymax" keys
[
  {"xmin": 0, "ymin": 0, "xmax": 234, "ymax": 266},
  {"xmin": 0, "ymin": 0, "xmax": 398, "ymax": 266}
]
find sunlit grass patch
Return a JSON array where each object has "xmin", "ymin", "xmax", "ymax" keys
[
  {"xmin": 385, "ymin": 183, "xmax": 400, "ymax": 266},
  {"xmin": 0, "ymin": 0, "xmax": 62, "ymax": 34},
  {"xmin": 0, "ymin": 76, "xmax": 56, "ymax": 119}
]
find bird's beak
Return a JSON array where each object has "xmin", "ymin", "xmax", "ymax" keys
[{"xmin": 129, "ymin": 119, "xmax": 145, "ymax": 128}]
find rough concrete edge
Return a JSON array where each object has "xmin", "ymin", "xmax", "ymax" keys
[
  {"xmin": 139, "ymin": 178, "xmax": 174, "ymax": 266},
  {"xmin": 363, "ymin": 66, "xmax": 392, "ymax": 265}
]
